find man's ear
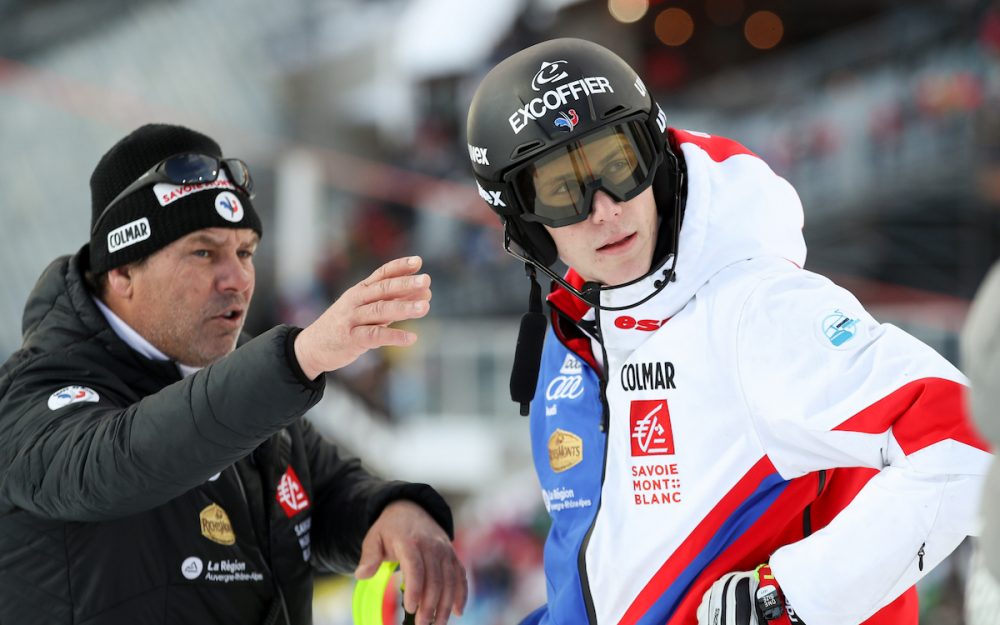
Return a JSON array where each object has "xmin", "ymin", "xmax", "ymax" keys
[{"xmin": 105, "ymin": 265, "xmax": 135, "ymax": 299}]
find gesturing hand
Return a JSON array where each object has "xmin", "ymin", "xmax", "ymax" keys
[
  {"xmin": 355, "ymin": 500, "xmax": 468, "ymax": 625},
  {"xmin": 294, "ymin": 256, "xmax": 432, "ymax": 380}
]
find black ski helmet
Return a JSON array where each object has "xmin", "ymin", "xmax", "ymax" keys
[{"xmin": 466, "ymin": 38, "xmax": 681, "ymax": 271}]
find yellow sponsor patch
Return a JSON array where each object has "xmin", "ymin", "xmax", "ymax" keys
[
  {"xmin": 200, "ymin": 503, "xmax": 236, "ymax": 546},
  {"xmin": 548, "ymin": 428, "xmax": 583, "ymax": 473}
]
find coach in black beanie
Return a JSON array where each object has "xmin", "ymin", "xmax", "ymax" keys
[
  {"xmin": 0, "ymin": 123, "xmax": 467, "ymax": 624},
  {"xmin": 89, "ymin": 123, "xmax": 262, "ymax": 274}
]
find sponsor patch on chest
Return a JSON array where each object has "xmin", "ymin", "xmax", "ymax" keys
[
  {"xmin": 541, "ymin": 486, "xmax": 593, "ymax": 513},
  {"xmin": 275, "ymin": 466, "xmax": 311, "ymax": 518},
  {"xmin": 293, "ymin": 515, "xmax": 312, "ymax": 562},
  {"xmin": 629, "ymin": 399, "xmax": 675, "ymax": 456},
  {"xmin": 627, "ymin": 400, "xmax": 685, "ymax": 505},
  {"xmin": 180, "ymin": 555, "xmax": 265, "ymax": 583},
  {"xmin": 548, "ymin": 428, "xmax": 584, "ymax": 473},
  {"xmin": 620, "ymin": 361, "xmax": 676, "ymax": 391},
  {"xmin": 200, "ymin": 503, "xmax": 236, "ymax": 545},
  {"xmin": 630, "ymin": 461, "xmax": 684, "ymax": 505}
]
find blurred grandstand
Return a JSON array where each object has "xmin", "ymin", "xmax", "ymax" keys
[{"xmin": 1, "ymin": 0, "xmax": 996, "ymax": 623}]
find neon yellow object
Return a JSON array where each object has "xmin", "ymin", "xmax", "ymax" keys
[{"xmin": 352, "ymin": 561, "xmax": 399, "ymax": 625}]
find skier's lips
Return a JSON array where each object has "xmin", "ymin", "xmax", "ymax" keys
[{"xmin": 597, "ymin": 232, "xmax": 637, "ymax": 254}]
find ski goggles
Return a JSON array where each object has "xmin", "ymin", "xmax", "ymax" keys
[
  {"xmin": 506, "ymin": 118, "xmax": 661, "ymax": 228},
  {"xmin": 92, "ymin": 153, "xmax": 255, "ymax": 235}
]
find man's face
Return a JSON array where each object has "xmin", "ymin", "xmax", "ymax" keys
[
  {"xmin": 543, "ymin": 185, "xmax": 658, "ymax": 286},
  {"xmin": 126, "ymin": 227, "xmax": 258, "ymax": 367}
]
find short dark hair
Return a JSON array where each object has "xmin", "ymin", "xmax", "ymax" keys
[{"xmin": 84, "ymin": 256, "xmax": 150, "ymax": 298}]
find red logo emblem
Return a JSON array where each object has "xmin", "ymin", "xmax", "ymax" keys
[
  {"xmin": 614, "ymin": 315, "xmax": 669, "ymax": 331},
  {"xmin": 275, "ymin": 466, "xmax": 311, "ymax": 518},
  {"xmin": 630, "ymin": 399, "xmax": 675, "ymax": 456}
]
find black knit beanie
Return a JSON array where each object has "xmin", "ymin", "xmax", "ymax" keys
[{"xmin": 89, "ymin": 123, "xmax": 262, "ymax": 274}]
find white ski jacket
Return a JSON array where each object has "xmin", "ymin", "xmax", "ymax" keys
[{"xmin": 526, "ymin": 129, "xmax": 991, "ymax": 625}]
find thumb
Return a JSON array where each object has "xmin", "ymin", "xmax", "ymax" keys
[{"xmin": 354, "ymin": 535, "xmax": 386, "ymax": 579}]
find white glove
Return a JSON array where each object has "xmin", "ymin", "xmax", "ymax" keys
[{"xmin": 697, "ymin": 564, "xmax": 803, "ymax": 625}]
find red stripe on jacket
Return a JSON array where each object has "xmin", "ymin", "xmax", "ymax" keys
[{"xmin": 833, "ymin": 378, "xmax": 990, "ymax": 455}]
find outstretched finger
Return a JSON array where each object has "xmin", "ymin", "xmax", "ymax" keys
[
  {"xmin": 356, "ymin": 273, "xmax": 432, "ymax": 306},
  {"xmin": 361, "ymin": 256, "xmax": 423, "ymax": 289},
  {"xmin": 349, "ymin": 325, "xmax": 419, "ymax": 350},
  {"xmin": 353, "ymin": 299, "xmax": 430, "ymax": 329}
]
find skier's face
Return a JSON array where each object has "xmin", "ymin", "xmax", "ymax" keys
[{"xmin": 544, "ymin": 186, "xmax": 658, "ymax": 286}]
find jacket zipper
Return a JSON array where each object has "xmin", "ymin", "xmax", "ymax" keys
[
  {"xmin": 576, "ymin": 305, "xmax": 612, "ymax": 625},
  {"xmin": 801, "ymin": 469, "xmax": 827, "ymax": 537},
  {"xmin": 234, "ymin": 455, "xmax": 291, "ymax": 625}
]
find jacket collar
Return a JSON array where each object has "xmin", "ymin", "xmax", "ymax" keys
[{"xmin": 21, "ymin": 245, "xmax": 183, "ymax": 385}]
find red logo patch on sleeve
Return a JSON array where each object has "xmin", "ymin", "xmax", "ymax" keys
[
  {"xmin": 630, "ymin": 399, "xmax": 675, "ymax": 456},
  {"xmin": 275, "ymin": 466, "xmax": 311, "ymax": 518}
]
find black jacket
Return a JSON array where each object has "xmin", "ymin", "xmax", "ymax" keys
[{"xmin": 0, "ymin": 248, "xmax": 453, "ymax": 625}]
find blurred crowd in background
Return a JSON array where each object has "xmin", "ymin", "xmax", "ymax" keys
[{"xmin": 1, "ymin": 0, "xmax": 998, "ymax": 623}]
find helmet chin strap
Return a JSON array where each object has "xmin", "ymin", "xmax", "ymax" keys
[
  {"xmin": 503, "ymin": 237, "xmax": 677, "ymax": 312},
  {"xmin": 503, "ymin": 219, "xmax": 678, "ymax": 416}
]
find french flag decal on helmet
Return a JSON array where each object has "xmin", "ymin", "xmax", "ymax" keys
[{"xmin": 554, "ymin": 109, "xmax": 579, "ymax": 132}]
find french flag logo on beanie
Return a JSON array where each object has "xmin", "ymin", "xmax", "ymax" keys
[{"xmin": 214, "ymin": 191, "xmax": 244, "ymax": 223}]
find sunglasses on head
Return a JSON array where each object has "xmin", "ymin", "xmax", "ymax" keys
[
  {"xmin": 92, "ymin": 153, "xmax": 255, "ymax": 235},
  {"xmin": 506, "ymin": 118, "xmax": 661, "ymax": 228}
]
